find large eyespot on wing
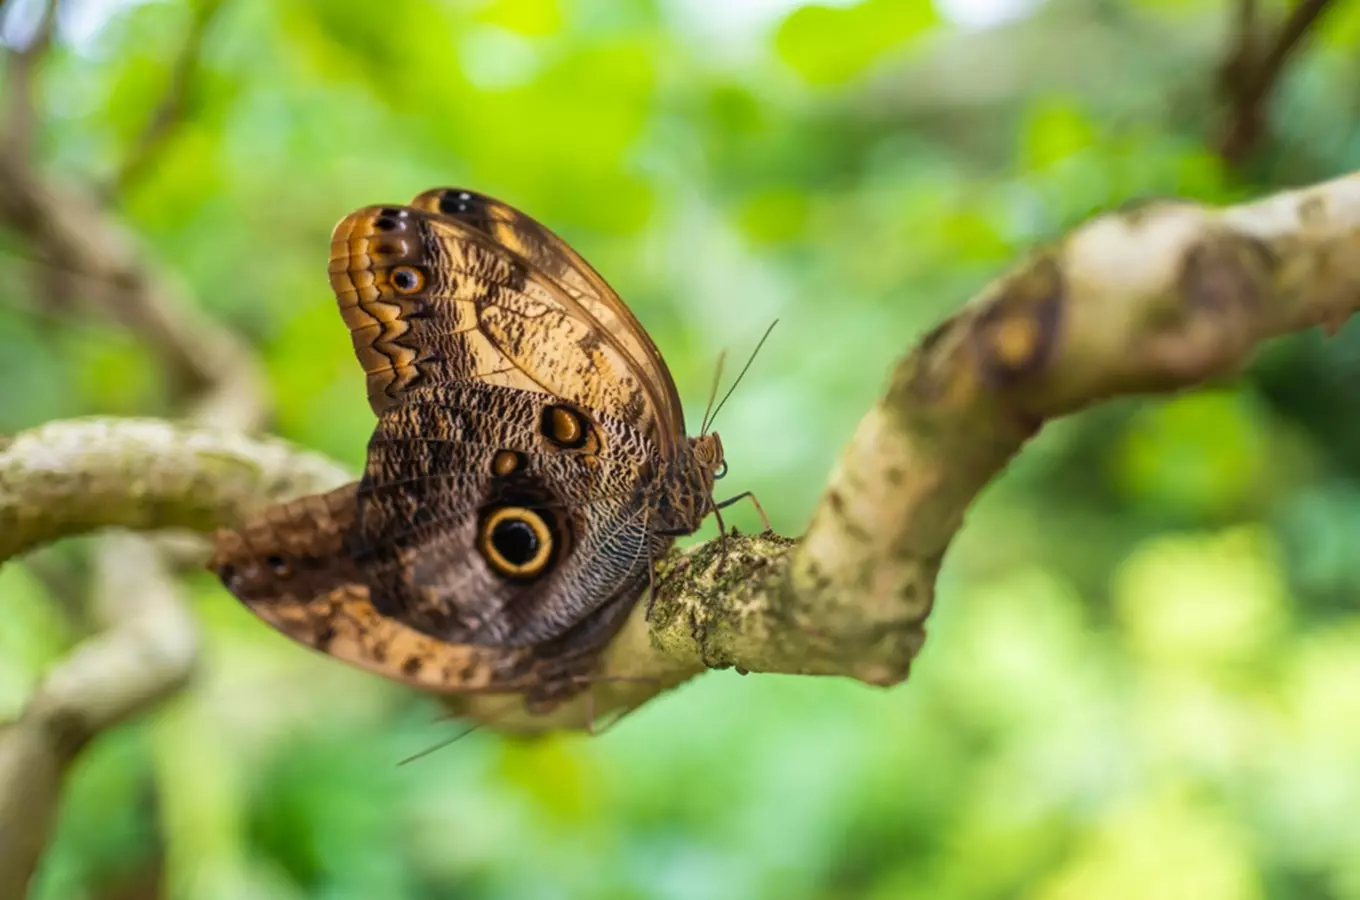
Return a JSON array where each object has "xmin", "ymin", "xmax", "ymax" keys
[
  {"xmin": 409, "ymin": 186, "xmax": 685, "ymax": 437},
  {"xmin": 328, "ymin": 203, "xmax": 676, "ymax": 451},
  {"xmin": 344, "ymin": 382, "xmax": 662, "ymax": 650},
  {"xmin": 206, "ymin": 484, "xmax": 541, "ymax": 696}
]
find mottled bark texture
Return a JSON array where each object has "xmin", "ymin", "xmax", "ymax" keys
[{"xmin": 6, "ymin": 172, "xmax": 1360, "ymax": 733}]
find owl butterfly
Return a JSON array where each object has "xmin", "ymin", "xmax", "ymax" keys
[{"xmin": 208, "ymin": 187, "xmax": 768, "ymax": 713}]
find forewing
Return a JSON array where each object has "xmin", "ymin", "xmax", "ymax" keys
[
  {"xmin": 329, "ymin": 202, "xmax": 678, "ymax": 451},
  {"xmin": 408, "ymin": 187, "xmax": 685, "ymax": 436}
]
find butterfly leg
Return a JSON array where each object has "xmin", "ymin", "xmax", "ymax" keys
[
  {"xmin": 644, "ymin": 562, "xmax": 660, "ymax": 622},
  {"xmin": 566, "ymin": 673, "xmax": 660, "ymax": 736},
  {"xmin": 711, "ymin": 504, "xmax": 731, "ymax": 576},
  {"xmin": 714, "ymin": 491, "xmax": 773, "ymax": 533}
]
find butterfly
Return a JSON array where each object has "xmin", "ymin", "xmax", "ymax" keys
[{"xmin": 208, "ymin": 187, "xmax": 768, "ymax": 712}]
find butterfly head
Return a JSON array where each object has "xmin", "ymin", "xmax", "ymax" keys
[
  {"xmin": 688, "ymin": 431, "xmax": 728, "ymax": 514},
  {"xmin": 647, "ymin": 433, "xmax": 729, "ymax": 535},
  {"xmin": 689, "ymin": 432, "xmax": 727, "ymax": 482}
]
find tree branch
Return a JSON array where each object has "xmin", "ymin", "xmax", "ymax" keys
[
  {"xmin": 0, "ymin": 536, "xmax": 196, "ymax": 897},
  {"xmin": 0, "ymin": 0, "xmax": 258, "ymax": 424},
  {"xmin": 0, "ymin": 420, "xmax": 341, "ymax": 894},
  {"xmin": 4, "ymin": 170, "xmax": 1360, "ymax": 731},
  {"xmin": 108, "ymin": 0, "xmax": 226, "ymax": 196},
  {"xmin": 1, "ymin": 0, "xmax": 56, "ymax": 163},
  {"xmin": 1216, "ymin": 0, "xmax": 1339, "ymax": 166},
  {"xmin": 0, "ymin": 418, "xmax": 350, "ymax": 561},
  {"xmin": 0, "ymin": 154, "xmax": 266, "ymax": 424}
]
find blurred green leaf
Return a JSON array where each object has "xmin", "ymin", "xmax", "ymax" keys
[
  {"xmin": 774, "ymin": 0, "xmax": 937, "ymax": 85},
  {"xmin": 33, "ymin": 728, "xmax": 159, "ymax": 900},
  {"xmin": 476, "ymin": 0, "xmax": 566, "ymax": 36},
  {"xmin": 1113, "ymin": 527, "xmax": 1290, "ymax": 671},
  {"xmin": 735, "ymin": 187, "xmax": 809, "ymax": 244},
  {"xmin": 0, "ymin": 563, "xmax": 71, "ymax": 716},
  {"xmin": 1111, "ymin": 390, "xmax": 1270, "ymax": 520},
  {"xmin": 1030, "ymin": 787, "xmax": 1264, "ymax": 900},
  {"xmin": 1021, "ymin": 99, "xmax": 1098, "ymax": 171}
]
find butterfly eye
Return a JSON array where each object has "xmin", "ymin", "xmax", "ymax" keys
[
  {"xmin": 265, "ymin": 555, "xmax": 292, "ymax": 577},
  {"xmin": 713, "ymin": 460, "xmax": 728, "ymax": 480},
  {"xmin": 390, "ymin": 266, "xmax": 425, "ymax": 294},
  {"xmin": 479, "ymin": 506, "xmax": 554, "ymax": 579}
]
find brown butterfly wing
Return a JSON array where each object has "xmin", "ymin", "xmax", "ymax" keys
[
  {"xmin": 208, "ymin": 483, "xmax": 644, "ymax": 702},
  {"xmin": 348, "ymin": 381, "xmax": 665, "ymax": 647},
  {"xmin": 325, "ymin": 193, "xmax": 688, "ymax": 647},
  {"xmin": 406, "ymin": 187, "xmax": 685, "ymax": 437},
  {"xmin": 330, "ymin": 200, "xmax": 682, "ymax": 453},
  {"xmin": 207, "ymin": 485, "xmax": 540, "ymax": 695},
  {"xmin": 211, "ymin": 190, "xmax": 696, "ymax": 704}
]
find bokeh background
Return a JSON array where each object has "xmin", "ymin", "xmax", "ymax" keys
[{"xmin": 4, "ymin": 0, "xmax": 1360, "ymax": 897}]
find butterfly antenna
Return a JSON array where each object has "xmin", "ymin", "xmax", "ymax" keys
[
  {"xmin": 396, "ymin": 695, "xmax": 523, "ymax": 766},
  {"xmin": 398, "ymin": 722, "xmax": 485, "ymax": 766},
  {"xmin": 699, "ymin": 349, "xmax": 728, "ymax": 436},
  {"xmin": 705, "ymin": 319, "xmax": 778, "ymax": 432}
]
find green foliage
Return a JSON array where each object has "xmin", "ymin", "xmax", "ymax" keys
[
  {"xmin": 6, "ymin": 0, "xmax": 1360, "ymax": 897},
  {"xmin": 775, "ymin": 1, "xmax": 937, "ymax": 85}
]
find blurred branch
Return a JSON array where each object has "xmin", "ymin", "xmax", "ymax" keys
[
  {"xmin": 0, "ymin": 418, "xmax": 351, "ymax": 562},
  {"xmin": 1216, "ymin": 0, "xmax": 1339, "ymax": 167},
  {"xmin": 0, "ymin": 536, "xmax": 196, "ymax": 898},
  {"xmin": 0, "ymin": 0, "xmax": 259, "ymax": 423},
  {"xmin": 0, "ymin": 158, "xmax": 265, "ymax": 424},
  {"xmin": 109, "ymin": 0, "xmax": 225, "ymax": 196},
  {"xmin": 0, "ymin": 418, "xmax": 339, "ymax": 884},
  {"xmin": 2, "ymin": 0, "xmax": 56, "ymax": 163},
  {"xmin": 853, "ymin": 5, "xmax": 1209, "ymax": 144},
  {"xmin": 0, "ymin": 1, "xmax": 266, "ymax": 891},
  {"xmin": 5, "ymin": 171, "xmax": 1360, "ymax": 731},
  {"xmin": 0, "ymin": 419, "xmax": 326, "ymax": 894}
]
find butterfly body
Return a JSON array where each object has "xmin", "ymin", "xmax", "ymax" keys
[
  {"xmin": 209, "ymin": 187, "xmax": 729, "ymax": 709},
  {"xmin": 646, "ymin": 434, "xmax": 723, "ymax": 536}
]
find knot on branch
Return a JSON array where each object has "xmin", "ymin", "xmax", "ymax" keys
[
  {"xmin": 972, "ymin": 254, "xmax": 1067, "ymax": 389},
  {"xmin": 1137, "ymin": 230, "xmax": 1276, "ymax": 383}
]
